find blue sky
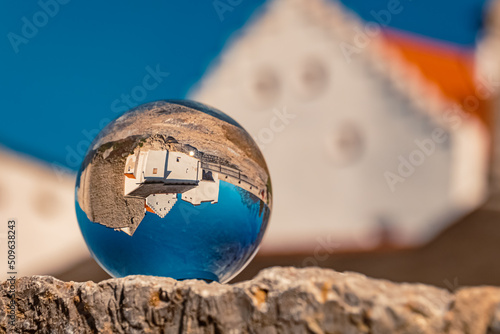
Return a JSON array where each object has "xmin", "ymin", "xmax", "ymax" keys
[
  {"xmin": 0, "ymin": 0, "xmax": 490, "ymax": 170},
  {"xmin": 339, "ymin": 0, "xmax": 489, "ymax": 46}
]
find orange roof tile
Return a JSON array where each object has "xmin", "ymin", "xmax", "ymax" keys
[{"xmin": 383, "ymin": 29, "xmax": 492, "ymax": 128}]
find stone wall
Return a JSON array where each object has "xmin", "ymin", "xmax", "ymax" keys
[{"xmin": 1, "ymin": 267, "xmax": 500, "ymax": 333}]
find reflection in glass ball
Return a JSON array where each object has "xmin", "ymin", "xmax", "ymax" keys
[{"xmin": 75, "ymin": 100, "xmax": 272, "ymax": 283}]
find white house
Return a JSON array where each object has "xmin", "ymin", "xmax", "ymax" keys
[
  {"xmin": 164, "ymin": 151, "xmax": 200, "ymax": 183},
  {"xmin": 143, "ymin": 150, "xmax": 168, "ymax": 180},
  {"xmin": 190, "ymin": 0, "xmax": 490, "ymax": 251},
  {"xmin": 181, "ymin": 171, "xmax": 220, "ymax": 205},
  {"xmin": 123, "ymin": 149, "xmax": 221, "ymax": 219},
  {"xmin": 124, "ymin": 150, "xmax": 201, "ymax": 197}
]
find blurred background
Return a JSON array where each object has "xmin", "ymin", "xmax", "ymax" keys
[{"xmin": 1, "ymin": 0, "xmax": 500, "ymax": 289}]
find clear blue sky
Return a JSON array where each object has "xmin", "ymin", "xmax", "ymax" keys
[{"xmin": 0, "ymin": 0, "xmax": 490, "ymax": 170}]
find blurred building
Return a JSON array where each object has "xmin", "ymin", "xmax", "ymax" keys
[
  {"xmin": 0, "ymin": 0, "xmax": 498, "ymax": 284},
  {"xmin": 0, "ymin": 149, "xmax": 89, "ymax": 281},
  {"xmin": 192, "ymin": 0, "xmax": 491, "ymax": 252}
]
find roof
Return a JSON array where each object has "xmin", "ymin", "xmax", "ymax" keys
[
  {"xmin": 126, "ymin": 183, "xmax": 197, "ymax": 198},
  {"xmin": 299, "ymin": 0, "xmax": 490, "ymax": 127},
  {"xmin": 144, "ymin": 150, "xmax": 167, "ymax": 178}
]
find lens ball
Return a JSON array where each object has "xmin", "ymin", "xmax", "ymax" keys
[{"xmin": 75, "ymin": 100, "xmax": 272, "ymax": 283}]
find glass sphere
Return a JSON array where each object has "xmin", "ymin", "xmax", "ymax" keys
[{"xmin": 75, "ymin": 100, "xmax": 272, "ymax": 283}]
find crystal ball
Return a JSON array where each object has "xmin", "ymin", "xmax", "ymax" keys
[{"xmin": 75, "ymin": 100, "xmax": 272, "ymax": 282}]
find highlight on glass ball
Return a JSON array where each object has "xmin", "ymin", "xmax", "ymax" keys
[{"xmin": 75, "ymin": 100, "xmax": 272, "ymax": 283}]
